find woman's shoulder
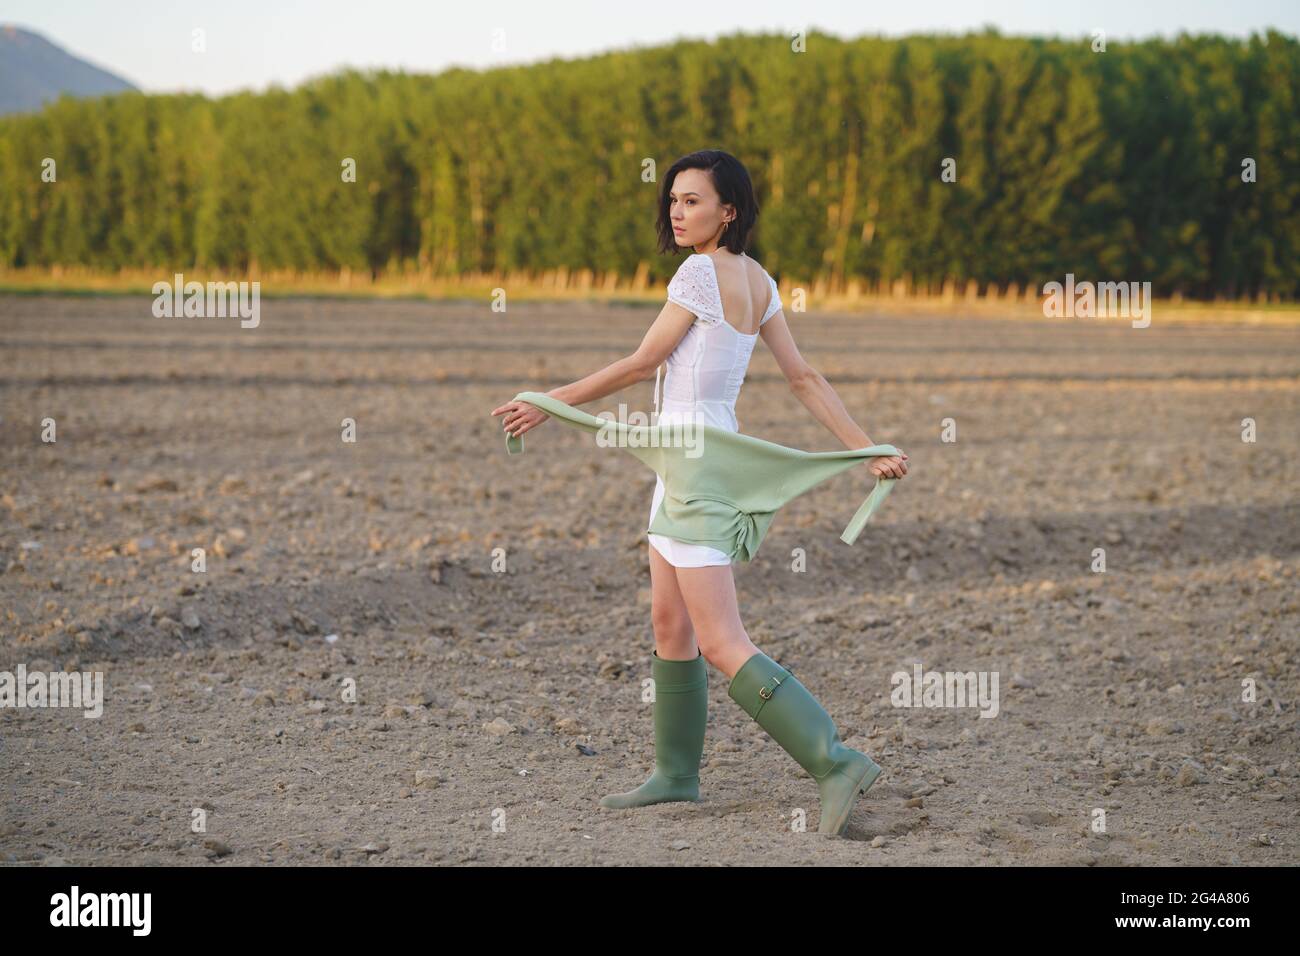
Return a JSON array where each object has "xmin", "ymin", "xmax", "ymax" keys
[
  {"xmin": 666, "ymin": 254, "xmax": 723, "ymax": 323},
  {"xmin": 732, "ymin": 253, "xmax": 773, "ymax": 285},
  {"xmin": 670, "ymin": 251, "xmax": 713, "ymax": 274},
  {"xmin": 737, "ymin": 252, "xmax": 774, "ymax": 281},
  {"xmin": 736, "ymin": 255, "xmax": 781, "ymax": 324}
]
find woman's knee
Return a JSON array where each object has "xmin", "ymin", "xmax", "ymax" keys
[
  {"xmin": 651, "ymin": 599, "xmax": 690, "ymax": 635},
  {"xmin": 651, "ymin": 609, "xmax": 695, "ymax": 654},
  {"xmin": 693, "ymin": 625, "xmax": 750, "ymax": 666}
]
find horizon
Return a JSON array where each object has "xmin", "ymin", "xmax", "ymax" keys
[{"xmin": 3, "ymin": 0, "xmax": 1299, "ymax": 97}]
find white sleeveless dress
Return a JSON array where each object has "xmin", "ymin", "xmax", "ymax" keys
[{"xmin": 647, "ymin": 252, "xmax": 783, "ymax": 567}]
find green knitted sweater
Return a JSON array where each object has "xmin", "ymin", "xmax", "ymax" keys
[{"xmin": 503, "ymin": 391, "xmax": 902, "ymax": 563}]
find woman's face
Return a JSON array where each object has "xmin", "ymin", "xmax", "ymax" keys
[{"xmin": 668, "ymin": 168, "xmax": 731, "ymax": 249}]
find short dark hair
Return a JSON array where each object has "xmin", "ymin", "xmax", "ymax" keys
[{"xmin": 655, "ymin": 149, "xmax": 759, "ymax": 255}]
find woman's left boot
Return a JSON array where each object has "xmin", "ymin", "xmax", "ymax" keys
[
  {"xmin": 728, "ymin": 651, "xmax": 882, "ymax": 836},
  {"xmin": 599, "ymin": 650, "xmax": 707, "ymax": 809}
]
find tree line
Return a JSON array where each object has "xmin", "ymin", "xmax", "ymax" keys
[{"xmin": 0, "ymin": 29, "xmax": 1296, "ymax": 299}]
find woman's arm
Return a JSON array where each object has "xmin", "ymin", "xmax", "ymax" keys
[
  {"xmin": 757, "ymin": 310, "xmax": 875, "ymax": 447},
  {"xmin": 493, "ymin": 302, "xmax": 698, "ymax": 440},
  {"xmin": 546, "ymin": 302, "xmax": 697, "ymax": 407},
  {"xmin": 758, "ymin": 310, "xmax": 907, "ymax": 478},
  {"xmin": 546, "ymin": 356, "xmax": 647, "ymax": 407},
  {"xmin": 790, "ymin": 366, "xmax": 876, "ymax": 449}
]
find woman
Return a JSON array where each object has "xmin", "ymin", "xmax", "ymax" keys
[{"xmin": 491, "ymin": 149, "xmax": 908, "ymax": 836}]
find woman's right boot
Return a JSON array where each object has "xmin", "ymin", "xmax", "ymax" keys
[{"xmin": 599, "ymin": 650, "xmax": 707, "ymax": 809}]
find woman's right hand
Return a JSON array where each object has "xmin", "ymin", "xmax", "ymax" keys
[
  {"xmin": 869, "ymin": 449, "xmax": 908, "ymax": 479},
  {"xmin": 492, "ymin": 399, "xmax": 549, "ymax": 440}
]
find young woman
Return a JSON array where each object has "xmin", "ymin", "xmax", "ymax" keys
[{"xmin": 491, "ymin": 149, "xmax": 908, "ymax": 836}]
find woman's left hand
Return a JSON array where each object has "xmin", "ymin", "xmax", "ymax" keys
[
  {"xmin": 491, "ymin": 399, "xmax": 550, "ymax": 439},
  {"xmin": 869, "ymin": 449, "xmax": 908, "ymax": 479}
]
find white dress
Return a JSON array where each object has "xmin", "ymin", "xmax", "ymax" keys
[{"xmin": 647, "ymin": 252, "xmax": 784, "ymax": 567}]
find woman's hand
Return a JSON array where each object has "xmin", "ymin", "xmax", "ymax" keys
[
  {"xmin": 491, "ymin": 399, "xmax": 550, "ymax": 440},
  {"xmin": 869, "ymin": 448, "xmax": 908, "ymax": 479}
]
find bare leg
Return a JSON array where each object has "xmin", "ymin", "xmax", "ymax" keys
[
  {"xmin": 597, "ymin": 542, "xmax": 705, "ymax": 809},
  {"xmin": 648, "ymin": 541, "xmax": 698, "ymax": 660},
  {"xmin": 670, "ymin": 564, "xmax": 759, "ymax": 677},
  {"xmin": 674, "ymin": 562, "xmax": 882, "ymax": 836}
]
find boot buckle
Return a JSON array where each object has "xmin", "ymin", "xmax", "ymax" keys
[{"xmin": 758, "ymin": 673, "xmax": 785, "ymax": 700}]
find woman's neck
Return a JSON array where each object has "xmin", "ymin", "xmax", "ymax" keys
[{"xmin": 695, "ymin": 245, "xmax": 744, "ymax": 258}]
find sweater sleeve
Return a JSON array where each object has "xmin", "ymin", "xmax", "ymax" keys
[{"xmin": 666, "ymin": 254, "xmax": 723, "ymax": 326}]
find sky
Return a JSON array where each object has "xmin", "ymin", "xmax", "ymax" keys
[{"xmin": 5, "ymin": 0, "xmax": 1299, "ymax": 97}]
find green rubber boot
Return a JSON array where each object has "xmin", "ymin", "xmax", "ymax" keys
[
  {"xmin": 599, "ymin": 650, "xmax": 707, "ymax": 809},
  {"xmin": 728, "ymin": 652, "xmax": 882, "ymax": 836}
]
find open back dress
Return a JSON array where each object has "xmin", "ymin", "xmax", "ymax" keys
[{"xmin": 648, "ymin": 252, "xmax": 783, "ymax": 567}]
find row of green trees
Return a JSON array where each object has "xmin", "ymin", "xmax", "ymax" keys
[{"xmin": 1, "ymin": 29, "xmax": 1296, "ymax": 297}]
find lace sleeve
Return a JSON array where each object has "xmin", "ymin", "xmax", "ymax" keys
[
  {"xmin": 760, "ymin": 272, "xmax": 783, "ymax": 325},
  {"xmin": 666, "ymin": 254, "xmax": 723, "ymax": 326}
]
